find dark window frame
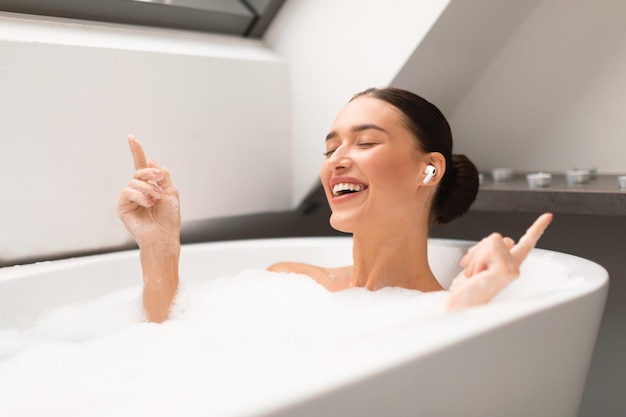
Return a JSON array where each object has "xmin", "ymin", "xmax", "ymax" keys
[{"xmin": 0, "ymin": 0, "xmax": 285, "ymax": 38}]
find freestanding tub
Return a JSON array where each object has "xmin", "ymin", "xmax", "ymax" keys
[{"xmin": 0, "ymin": 237, "xmax": 608, "ymax": 417}]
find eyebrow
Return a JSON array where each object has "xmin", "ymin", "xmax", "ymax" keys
[{"xmin": 325, "ymin": 124, "xmax": 388, "ymax": 141}]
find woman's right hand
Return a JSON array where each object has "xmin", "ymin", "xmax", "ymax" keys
[{"xmin": 117, "ymin": 135, "xmax": 181, "ymax": 249}]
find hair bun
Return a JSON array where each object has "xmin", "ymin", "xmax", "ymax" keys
[{"xmin": 431, "ymin": 154, "xmax": 479, "ymax": 224}]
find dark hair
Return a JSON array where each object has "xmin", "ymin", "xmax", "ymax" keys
[{"xmin": 351, "ymin": 87, "xmax": 479, "ymax": 224}]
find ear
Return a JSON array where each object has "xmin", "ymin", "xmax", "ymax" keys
[{"xmin": 421, "ymin": 152, "xmax": 446, "ymax": 186}]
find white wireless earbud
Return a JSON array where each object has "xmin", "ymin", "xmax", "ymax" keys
[{"xmin": 423, "ymin": 165, "xmax": 436, "ymax": 184}]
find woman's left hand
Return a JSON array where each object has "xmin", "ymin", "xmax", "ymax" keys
[{"xmin": 446, "ymin": 213, "xmax": 553, "ymax": 311}]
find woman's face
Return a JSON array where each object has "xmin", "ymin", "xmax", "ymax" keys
[{"xmin": 321, "ymin": 96, "xmax": 431, "ymax": 233}]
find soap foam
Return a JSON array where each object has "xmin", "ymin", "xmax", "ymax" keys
[{"xmin": 0, "ymin": 269, "xmax": 447, "ymax": 417}]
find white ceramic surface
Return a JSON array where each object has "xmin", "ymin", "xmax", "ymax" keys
[{"xmin": 0, "ymin": 238, "xmax": 608, "ymax": 417}]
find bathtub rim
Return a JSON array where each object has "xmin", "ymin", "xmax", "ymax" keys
[{"xmin": 0, "ymin": 235, "xmax": 608, "ymax": 295}]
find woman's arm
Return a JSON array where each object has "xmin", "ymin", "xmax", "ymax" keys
[
  {"xmin": 139, "ymin": 242, "xmax": 179, "ymax": 323},
  {"xmin": 117, "ymin": 135, "xmax": 181, "ymax": 322},
  {"xmin": 446, "ymin": 213, "xmax": 553, "ymax": 311}
]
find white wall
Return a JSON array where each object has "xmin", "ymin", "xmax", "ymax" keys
[
  {"xmin": 396, "ymin": 0, "xmax": 626, "ymax": 174},
  {"xmin": 0, "ymin": 12, "xmax": 292, "ymax": 264},
  {"xmin": 6, "ymin": 0, "xmax": 621, "ymax": 265},
  {"xmin": 0, "ymin": 0, "xmax": 455, "ymax": 265},
  {"xmin": 264, "ymin": 0, "xmax": 451, "ymax": 205}
]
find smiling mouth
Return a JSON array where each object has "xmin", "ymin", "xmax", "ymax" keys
[{"xmin": 332, "ymin": 182, "xmax": 368, "ymax": 197}]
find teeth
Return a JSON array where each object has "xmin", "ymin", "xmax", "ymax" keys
[{"xmin": 332, "ymin": 182, "xmax": 366, "ymax": 196}]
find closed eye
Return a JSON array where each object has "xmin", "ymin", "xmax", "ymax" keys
[
  {"xmin": 358, "ymin": 142, "xmax": 379, "ymax": 148},
  {"xmin": 323, "ymin": 149, "xmax": 336, "ymax": 157}
]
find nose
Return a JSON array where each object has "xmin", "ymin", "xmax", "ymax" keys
[{"xmin": 326, "ymin": 146, "xmax": 352, "ymax": 171}]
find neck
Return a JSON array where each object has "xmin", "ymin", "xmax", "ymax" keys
[{"xmin": 349, "ymin": 221, "xmax": 443, "ymax": 292}]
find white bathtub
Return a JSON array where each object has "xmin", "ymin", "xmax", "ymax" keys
[{"xmin": 0, "ymin": 237, "xmax": 608, "ymax": 417}]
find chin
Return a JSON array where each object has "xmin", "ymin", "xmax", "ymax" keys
[{"xmin": 329, "ymin": 214, "xmax": 356, "ymax": 234}]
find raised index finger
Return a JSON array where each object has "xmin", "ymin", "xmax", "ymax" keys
[
  {"xmin": 510, "ymin": 213, "xmax": 553, "ymax": 264},
  {"xmin": 127, "ymin": 134, "xmax": 148, "ymax": 170}
]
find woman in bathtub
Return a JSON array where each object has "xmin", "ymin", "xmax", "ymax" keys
[{"xmin": 117, "ymin": 87, "xmax": 552, "ymax": 322}]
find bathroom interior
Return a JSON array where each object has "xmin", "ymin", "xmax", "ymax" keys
[{"xmin": 0, "ymin": 0, "xmax": 625, "ymax": 416}]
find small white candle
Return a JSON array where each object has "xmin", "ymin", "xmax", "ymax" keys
[
  {"xmin": 526, "ymin": 172, "xmax": 552, "ymax": 188},
  {"xmin": 566, "ymin": 169, "xmax": 591, "ymax": 185},
  {"xmin": 491, "ymin": 168, "xmax": 514, "ymax": 182}
]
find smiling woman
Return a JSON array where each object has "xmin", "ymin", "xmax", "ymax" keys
[{"xmin": 118, "ymin": 87, "xmax": 553, "ymax": 322}]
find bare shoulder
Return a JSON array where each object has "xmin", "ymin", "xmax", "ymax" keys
[{"xmin": 267, "ymin": 262, "xmax": 352, "ymax": 291}]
